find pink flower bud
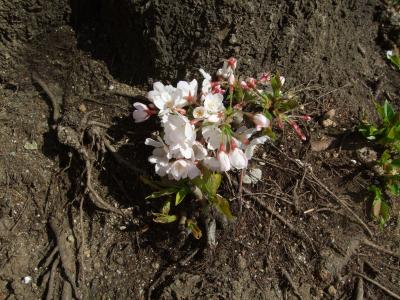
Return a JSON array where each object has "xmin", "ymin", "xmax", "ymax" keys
[
  {"xmin": 246, "ymin": 77, "xmax": 257, "ymax": 89},
  {"xmin": 301, "ymin": 115, "xmax": 312, "ymax": 122},
  {"xmin": 132, "ymin": 102, "xmax": 155, "ymax": 123},
  {"xmin": 289, "ymin": 120, "xmax": 306, "ymax": 141},
  {"xmin": 212, "ymin": 85, "xmax": 226, "ymax": 95},
  {"xmin": 227, "ymin": 57, "xmax": 237, "ymax": 70},
  {"xmin": 259, "ymin": 72, "xmax": 271, "ymax": 84},
  {"xmin": 228, "ymin": 74, "xmax": 235, "ymax": 85},
  {"xmin": 240, "ymin": 81, "xmax": 250, "ymax": 90},
  {"xmin": 253, "ymin": 113, "xmax": 270, "ymax": 131}
]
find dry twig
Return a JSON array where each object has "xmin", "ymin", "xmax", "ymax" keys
[
  {"xmin": 362, "ymin": 239, "xmax": 400, "ymax": 259},
  {"xmin": 281, "ymin": 268, "xmax": 303, "ymax": 300},
  {"xmin": 353, "ymin": 272, "xmax": 400, "ymax": 300},
  {"xmin": 268, "ymin": 142, "xmax": 373, "ymax": 237}
]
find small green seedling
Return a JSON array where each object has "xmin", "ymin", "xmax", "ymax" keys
[
  {"xmin": 359, "ymin": 100, "xmax": 400, "ymax": 226},
  {"xmin": 144, "ymin": 170, "xmax": 232, "ymax": 239},
  {"xmin": 386, "ymin": 50, "xmax": 400, "ymax": 71}
]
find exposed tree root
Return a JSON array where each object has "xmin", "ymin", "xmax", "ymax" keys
[
  {"xmin": 46, "ymin": 256, "xmax": 60, "ymax": 300},
  {"xmin": 49, "ymin": 217, "xmax": 81, "ymax": 300}
]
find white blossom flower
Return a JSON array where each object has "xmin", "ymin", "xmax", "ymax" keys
[
  {"xmin": 202, "ymin": 157, "xmax": 220, "ymax": 172},
  {"xmin": 204, "ymin": 93, "xmax": 225, "ymax": 114},
  {"xmin": 168, "ymin": 159, "xmax": 200, "ymax": 180},
  {"xmin": 193, "ymin": 106, "xmax": 208, "ymax": 119},
  {"xmin": 202, "ymin": 126, "xmax": 223, "ymax": 150},
  {"xmin": 387, "ymin": 50, "xmax": 393, "ymax": 59},
  {"xmin": 132, "ymin": 102, "xmax": 154, "ymax": 123},
  {"xmin": 217, "ymin": 57, "xmax": 237, "ymax": 78},
  {"xmin": 207, "ymin": 113, "xmax": 222, "ymax": 123},
  {"xmin": 148, "ymin": 82, "xmax": 186, "ymax": 114},
  {"xmin": 177, "ymin": 79, "xmax": 198, "ymax": 103},
  {"xmin": 217, "ymin": 150, "xmax": 231, "ymax": 172},
  {"xmin": 244, "ymin": 136, "xmax": 269, "ymax": 159},
  {"xmin": 162, "ymin": 113, "xmax": 195, "ymax": 159},
  {"xmin": 279, "ymin": 76, "xmax": 285, "ymax": 86},
  {"xmin": 146, "ymin": 138, "xmax": 172, "ymax": 176},
  {"xmin": 192, "ymin": 141, "xmax": 208, "ymax": 161},
  {"xmin": 199, "ymin": 68, "xmax": 212, "ymax": 95},
  {"xmin": 229, "ymin": 147, "xmax": 248, "ymax": 169},
  {"xmin": 253, "ymin": 113, "xmax": 270, "ymax": 131}
]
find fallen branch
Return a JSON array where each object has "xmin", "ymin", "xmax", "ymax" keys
[
  {"xmin": 355, "ymin": 263, "xmax": 364, "ymax": 300},
  {"xmin": 362, "ymin": 239, "xmax": 400, "ymax": 259},
  {"xmin": 353, "ymin": 272, "xmax": 400, "ymax": 300}
]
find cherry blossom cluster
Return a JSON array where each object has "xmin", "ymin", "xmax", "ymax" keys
[{"xmin": 132, "ymin": 58, "xmax": 303, "ymax": 181}]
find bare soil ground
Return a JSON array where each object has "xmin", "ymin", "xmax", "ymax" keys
[{"xmin": 1, "ymin": 0, "xmax": 400, "ymax": 299}]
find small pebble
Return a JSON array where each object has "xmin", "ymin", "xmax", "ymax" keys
[
  {"xmin": 328, "ymin": 285, "xmax": 337, "ymax": 297},
  {"xmin": 22, "ymin": 276, "xmax": 32, "ymax": 284},
  {"xmin": 322, "ymin": 119, "xmax": 336, "ymax": 128},
  {"xmin": 78, "ymin": 104, "xmax": 87, "ymax": 113}
]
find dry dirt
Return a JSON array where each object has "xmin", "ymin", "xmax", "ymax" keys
[{"xmin": 0, "ymin": 0, "xmax": 400, "ymax": 299}]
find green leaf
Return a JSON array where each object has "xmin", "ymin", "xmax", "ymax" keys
[
  {"xmin": 380, "ymin": 200, "xmax": 390, "ymax": 226},
  {"xmin": 391, "ymin": 158, "xmax": 400, "ymax": 168},
  {"xmin": 387, "ymin": 182, "xmax": 400, "ymax": 196},
  {"xmin": 186, "ymin": 219, "xmax": 202, "ymax": 239},
  {"xmin": 374, "ymin": 101, "xmax": 385, "ymax": 121},
  {"xmin": 389, "ymin": 53, "xmax": 400, "ymax": 70},
  {"xmin": 212, "ymin": 194, "xmax": 234, "ymax": 221},
  {"xmin": 270, "ymin": 75, "xmax": 281, "ymax": 98},
  {"xmin": 276, "ymin": 99, "xmax": 298, "ymax": 112},
  {"xmin": 146, "ymin": 187, "xmax": 179, "ymax": 199},
  {"xmin": 379, "ymin": 150, "xmax": 391, "ymax": 165},
  {"xmin": 383, "ymin": 100, "xmax": 396, "ymax": 122},
  {"xmin": 161, "ymin": 200, "xmax": 171, "ymax": 215},
  {"xmin": 175, "ymin": 187, "xmax": 190, "ymax": 206},
  {"xmin": 262, "ymin": 127, "xmax": 276, "ymax": 141},
  {"xmin": 372, "ymin": 198, "xmax": 382, "ymax": 219},
  {"xmin": 369, "ymin": 185, "xmax": 391, "ymax": 226},
  {"xmin": 205, "ymin": 173, "xmax": 222, "ymax": 197},
  {"xmin": 264, "ymin": 110, "xmax": 273, "ymax": 121},
  {"xmin": 192, "ymin": 171, "xmax": 222, "ymax": 198},
  {"xmin": 152, "ymin": 213, "xmax": 177, "ymax": 223}
]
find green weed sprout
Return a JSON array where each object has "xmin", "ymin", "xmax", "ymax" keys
[{"xmin": 359, "ymin": 100, "xmax": 400, "ymax": 226}]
